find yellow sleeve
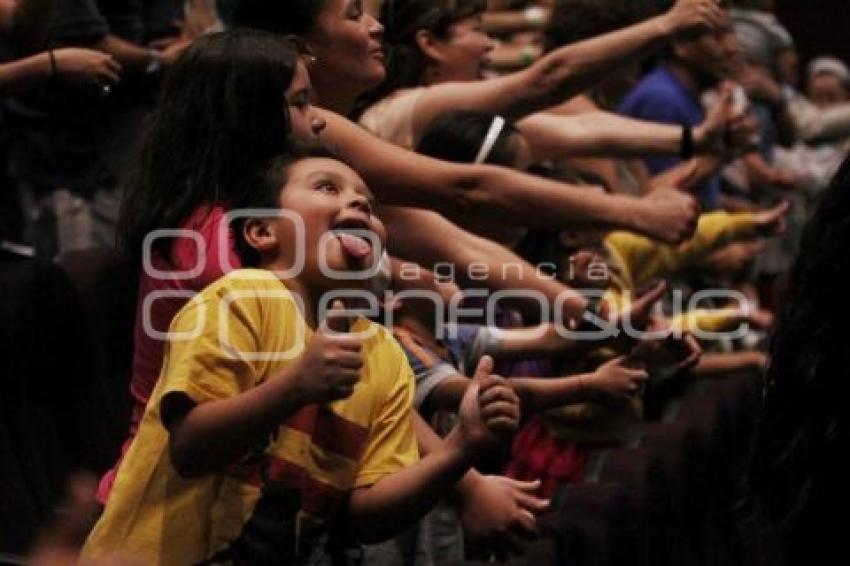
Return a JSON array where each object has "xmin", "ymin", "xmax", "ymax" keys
[
  {"xmin": 159, "ymin": 284, "xmax": 269, "ymax": 408},
  {"xmin": 354, "ymin": 334, "xmax": 419, "ymax": 487},
  {"xmin": 605, "ymin": 212, "xmax": 761, "ymax": 291},
  {"xmin": 667, "ymin": 308, "xmax": 746, "ymax": 335}
]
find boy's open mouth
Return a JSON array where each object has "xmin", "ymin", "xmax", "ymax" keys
[{"xmin": 331, "ymin": 219, "xmax": 375, "ymax": 260}]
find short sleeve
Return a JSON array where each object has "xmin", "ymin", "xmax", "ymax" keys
[
  {"xmin": 354, "ymin": 340, "xmax": 419, "ymax": 488},
  {"xmin": 158, "ymin": 294, "xmax": 260, "ymax": 411},
  {"xmin": 412, "ymin": 363, "xmax": 458, "ymax": 413}
]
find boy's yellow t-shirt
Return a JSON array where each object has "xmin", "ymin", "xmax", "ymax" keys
[{"xmin": 83, "ymin": 269, "xmax": 419, "ymax": 565}]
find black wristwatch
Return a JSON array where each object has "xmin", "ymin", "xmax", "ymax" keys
[{"xmin": 680, "ymin": 125, "xmax": 695, "ymax": 160}]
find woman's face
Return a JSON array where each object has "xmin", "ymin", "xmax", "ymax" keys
[
  {"xmin": 306, "ymin": 0, "xmax": 386, "ymax": 103},
  {"xmin": 432, "ymin": 15, "xmax": 496, "ymax": 83},
  {"xmin": 285, "ymin": 59, "xmax": 326, "ymax": 140}
]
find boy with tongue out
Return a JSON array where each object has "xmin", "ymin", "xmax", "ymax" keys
[{"xmin": 83, "ymin": 146, "xmax": 521, "ymax": 565}]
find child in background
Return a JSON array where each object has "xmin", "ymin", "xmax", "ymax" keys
[
  {"xmin": 82, "ymin": 147, "xmax": 520, "ymax": 565},
  {"xmin": 415, "ymin": 109, "xmax": 789, "ymax": 495},
  {"xmin": 365, "ymin": 262, "xmax": 648, "ymax": 563},
  {"xmin": 388, "ymin": 264, "xmax": 650, "ymax": 421}
]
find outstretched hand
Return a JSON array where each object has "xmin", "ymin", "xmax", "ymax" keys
[
  {"xmin": 459, "ymin": 475, "xmax": 550, "ymax": 560},
  {"xmin": 292, "ymin": 300, "xmax": 362, "ymax": 405},
  {"xmin": 584, "ymin": 356, "xmax": 649, "ymax": 405},
  {"xmin": 755, "ymin": 200, "xmax": 791, "ymax": 237},
  {"xmin": 635, "ymin": 189, "xmax": 699, "ymax": 243},
  {"xmin": 456, "ymin": 356, "xmax": 520, "ymax": 454},
  {"xmin": 666, "ymin": 0, "xmax": 726, "ymax": 36}
]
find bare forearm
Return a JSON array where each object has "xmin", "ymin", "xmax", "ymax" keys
[
  {"xmin": 0, "ymin": 52, "xmax": 52, "ymax": 93},
  {"xmin": 470, "ymin": 164, "xmax": 648, "ymax": 232},
  {"xmin": 320, "ymin": 108, "xmax": 648, "ymax": 233},
  {"xmin": 510, "ymin": 15, "xmax": 676, "ymax": 115},
  {"xmin": 469, "ymin": 238, "xmax": 588, "ymax": 323},
  {"xmin": 519, "ymin": 111, "xmax": 686, "ymax": 159},
  {"xmin": 349, "ymin": 430, "xmax": 472, "ymax": 543},
  {"xmin": 96, "ymin": 34, "xmax": 152, "ymax": 71},
  {"xmin": 385, "ymin": 207, "xmax": 589, "ymax": 323},
  {"xmin": 511, "ymin": 375, "xmax": 588, "ymax": 412},
  {"xmin": 166, "ymin": 369, "xmax": 309, "ymax": 478},
  {"xmin": 413, "ymin": 409, "xmax": 486, "ymax": 498},
  {"xmin": 493, "ymin": 324, "xmax": 581, "ymax": 361}
]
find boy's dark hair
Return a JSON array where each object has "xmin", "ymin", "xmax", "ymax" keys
[
  {"xmin": 232, "ymin": 143, "xmax": 348, "ymax": 268},
  {"xmin": 416, "ymin": 111, "xmax": 521, "ymax": 167}
]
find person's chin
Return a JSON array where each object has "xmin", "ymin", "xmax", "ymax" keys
[{"xmin": 366, "ymin": 64, "xmax": 386, "ymax": 87}]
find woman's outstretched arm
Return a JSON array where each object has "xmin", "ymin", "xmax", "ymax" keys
[
  {"xmin": 409, "ymin": 0, "xmax": 725, "ymax": 133},
  {"xmin": 320, "ymin": 108, "xmax": 699, "ymax": 243}
]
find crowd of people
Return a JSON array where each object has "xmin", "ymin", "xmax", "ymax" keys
[{"xmin": 1, "ymin": 0, "xmax": 848, "ymax": 565}]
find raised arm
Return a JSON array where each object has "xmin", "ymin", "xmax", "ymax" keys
[
  {"xmin": 0, "ymin": 48, "xmax": 121, "ymax": 94},
  {"xmin": 522, "ymin": 82, "xmax": 738, "ymax": 161},
  {"xmin": 319, "ymin": 108, "xmax": 699, "ymax": 243},
  {"xmin": 428, "ymin": 358, "xmax": 647, "ymax": 415},
  {"xmin": 518, "ymin": 111, "xmax": 700, "ymax": 159},
  {"xmin": 384, "ymin": 207, "xmax": 588, "ymax": 323},
  {"xmin": 349, "ymin": 357, "xmax": 520, "ymax": 543},
  {"xmin": 411, "ymin": 0, "xmax": 725, "ymax": 131}
]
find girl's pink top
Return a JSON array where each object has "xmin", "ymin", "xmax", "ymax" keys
[{"xmin": 97, "ymin": 205, "xmax": 240, "ymax": 502}]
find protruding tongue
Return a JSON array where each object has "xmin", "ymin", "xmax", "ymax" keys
[{"xmin": 337, "ymin": 233, "xmax": 371, "ymax": 259}]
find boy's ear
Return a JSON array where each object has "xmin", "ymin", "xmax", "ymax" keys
[
  {"xmin": 243, "ymin": 217, "xmax": 278, "ymax": 258},
  {"xmin": 415, "ymin": 29, "xmax": 447, "ymax": 65}
]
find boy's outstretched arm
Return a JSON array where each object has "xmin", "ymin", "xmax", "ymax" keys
[
  {"xmin": 510, "ymin": 357, "xmax": 648, "ymax": 412},
  {"xmin": 348, "ymin": 357, "xmax": 520, "ymax": 544},
  {"xmin": 429, "ymin": 357, "xmax": 647, "ymax": 415},
  {"xmin": 411, "ymin": 409, "xmax": 549, "ymax": 555},
  {"xmin": 164, "ymin": 301, "xmax": 360, "ymax": 478}
]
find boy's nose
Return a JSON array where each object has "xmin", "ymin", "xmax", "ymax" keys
[{"xmin": 348, "ymin": 195, "xmax": 372, "ymax": 215}]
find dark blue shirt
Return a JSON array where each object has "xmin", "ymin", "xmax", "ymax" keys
[{"xmin": 618, "ymin": 65, "xmax": 722, "ymax": 210}]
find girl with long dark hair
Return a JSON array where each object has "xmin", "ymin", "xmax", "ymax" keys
[{"xmin": 98, "ymin": 29, "xmax": 326, "ymax": 502}]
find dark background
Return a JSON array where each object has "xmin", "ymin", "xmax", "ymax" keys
[{"xmin": 775, "ymin": 0, "xmax": 850, "ymax": 67}]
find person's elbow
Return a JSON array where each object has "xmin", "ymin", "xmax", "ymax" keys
[
  {"xmin": 449, "ymin": 165, "xmax": 515, "ymax": 221},
  {"xmin": 168, "ymin": 438, "xmax": 210, "ymax": 479},
  {"xmin": 347, "ymin": 492, "xmax": 400, "ymax": 544}
]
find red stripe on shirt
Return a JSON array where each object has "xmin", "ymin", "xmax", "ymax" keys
[
  {"xmin": 227, "ymin": 455, "xmax": 348, "ymax": 518},
  {"xmin": 285, "ymin": 405, "xmax": 369, "ymax": 461}
]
